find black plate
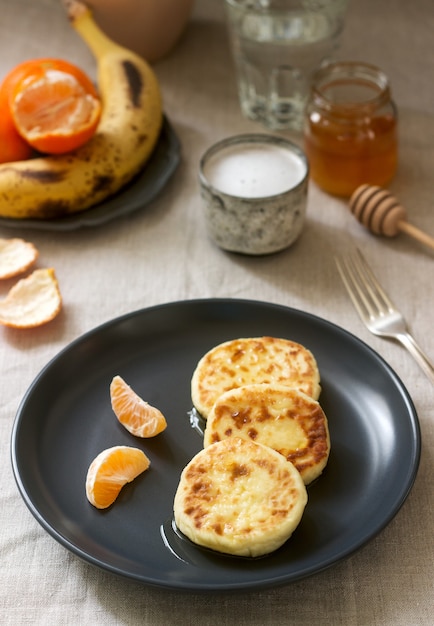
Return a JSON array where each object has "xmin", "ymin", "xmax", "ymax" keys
[
  {"xmin": 11, "ymin": 299, "xmax": 420, "ymax": 591},
  {"xmin": 0, "ymin": 117, "xmax": 180, "ymax": 231}
]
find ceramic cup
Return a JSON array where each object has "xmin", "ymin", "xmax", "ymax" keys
[
  {"xmin": 85, "ymin": 0, "xmax": 195, "ymax": 62},
  {"xmin": 199, "ymin": 134, "xmax": 309, "ymax": 255}
]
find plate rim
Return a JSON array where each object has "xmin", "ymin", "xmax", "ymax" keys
[{"xmin": 10, "ymin": 297, "xmax": 421, "ymax": 591}]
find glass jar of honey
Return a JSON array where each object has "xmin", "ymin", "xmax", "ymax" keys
[{"xmin": 304, "ymin": 62, "xmax": 398, "ymax": 196}]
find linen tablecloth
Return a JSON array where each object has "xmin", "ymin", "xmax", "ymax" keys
[{"xmin": 1, "ymin": 1, "xmax": 433, "ymax": 624}]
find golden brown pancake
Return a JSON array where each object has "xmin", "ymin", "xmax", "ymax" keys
[
  {"xmin": 173, "ymin": 437, "xmax": 307, "ymax": 557},
  {"xmin": 204, "ymin": 383, "xmax": 330, "ymax": 484},
  {"xmin": 191, "ymin": 336, "xmax": 321, "ymax": 419}
]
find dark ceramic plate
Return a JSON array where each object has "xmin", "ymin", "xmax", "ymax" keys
[
  {"xmin": 0, "ymin": 117, "xmax": 180, "ymax": 231},
  {"xmin": 11, "ymin": 299, "xmax": 420, "ymax": 591}
]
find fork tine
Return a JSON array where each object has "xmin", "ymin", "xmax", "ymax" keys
[
  {"xmin": 336, "ymin": 249, "xmax": 396, "ymax": 321},
  {"xmin": 353, "ymin": 249, "xmax": 396, "ymax": 313},
  {"xmin": 335, "ymin": 253, "xmax": 371, "ymax": 322}
]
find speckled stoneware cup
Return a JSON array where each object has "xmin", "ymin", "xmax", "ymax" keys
[{"xmin": 199, "ymin": 134, "xmax": 309, "ymax": 255}]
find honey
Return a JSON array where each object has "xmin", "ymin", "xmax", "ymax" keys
[{"xmin": 304, "ymin": 62, "xmax": 398, "ymax": 197}]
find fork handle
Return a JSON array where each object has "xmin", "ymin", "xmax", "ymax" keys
[{"xmin": 397, "ymin": 332, "xmax": 434, "ymax": 385}]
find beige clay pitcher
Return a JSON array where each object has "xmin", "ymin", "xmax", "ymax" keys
[{"xmin": 85, "ymin": 0, "xmax": 195, "ymax": 62}]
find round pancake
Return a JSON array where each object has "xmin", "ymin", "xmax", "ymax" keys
[
  {"xmin": 173, "ymin": 437, "xmax": 307, "ymax": 558},
  {"xmin": 204, "ymin": 383, "xmax": 330, "ymax": 485},
  {"xmin": 191, "ymin": 336, "xmax": 321, "ymax": 419}
]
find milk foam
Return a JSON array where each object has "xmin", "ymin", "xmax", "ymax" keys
[{"xmin": 203, "ymin": 142, "xmax": 307, "ymax": 198}]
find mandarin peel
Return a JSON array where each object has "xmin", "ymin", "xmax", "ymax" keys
[
  {"xmin": 0, "ymin": 267, "xmax": 62, "ymax": 329},
  {"xmin": 0, "ymin": 238, "xmax": 39, "ymax": 279}
]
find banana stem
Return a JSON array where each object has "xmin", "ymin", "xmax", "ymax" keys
[{"xmin": 62, "ymin": 0, "xmax": 125, "ymax": 60}]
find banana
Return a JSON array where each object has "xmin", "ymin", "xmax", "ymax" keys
[{"xmin": 0, "ymin": 0, "xmax": 163, "ymax": 219}]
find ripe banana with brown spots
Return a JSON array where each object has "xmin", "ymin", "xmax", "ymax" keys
[{"xmin": 0, "ymin": 0, "xmax": 163, "ymax": 219}]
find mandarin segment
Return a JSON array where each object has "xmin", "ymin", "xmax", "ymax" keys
[
  {"xmin": 110, "ymin": 375, "xmax": 167, "ymax": 438},
  {"xmin": 85, "ymin": 445, "xmax": 150, "ymax": 509},
  {"xmin": 0, "ymin": 238, "xmax": 38, "ymax": 279},
  {"xmin": 0, "ymin": 268, "xmax": 62, "ymax": 328}
]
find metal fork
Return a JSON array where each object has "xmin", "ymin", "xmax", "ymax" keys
[{"xmin": 335, "ymin": 248, "xmax": 434, "ymax": 385}]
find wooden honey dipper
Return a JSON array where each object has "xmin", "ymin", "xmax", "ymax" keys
[{"xmin": 349, "ymin": 184, "xmax": 434, "ymax": 251}]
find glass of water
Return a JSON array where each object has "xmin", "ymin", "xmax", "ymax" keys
[{"xmin": 224, "ymin": 0, "xmax": 350, "ymax": 131}]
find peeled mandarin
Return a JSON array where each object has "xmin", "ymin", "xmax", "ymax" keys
[{"xmin": 10, "ymin": 58, "xmax": 101, "ymax": 154}]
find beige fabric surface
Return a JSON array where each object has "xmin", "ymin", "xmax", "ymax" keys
[{"xmin": 1, "ymin": 1, "xmax": 433, "ymax": 624}]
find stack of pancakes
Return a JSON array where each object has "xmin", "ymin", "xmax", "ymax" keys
[{"xmin": 174, "ymin": 336, "xmax": 331, "ymax": 558}]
